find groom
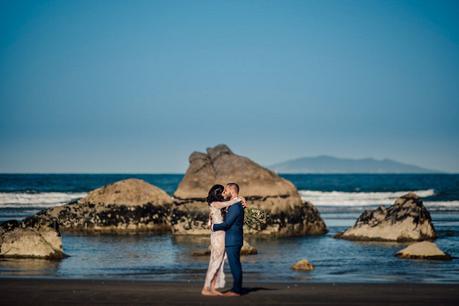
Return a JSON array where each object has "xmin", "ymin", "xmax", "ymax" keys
[{"xmin": 212, "ymin": 182, "xmax": 244, "ymax": 296}]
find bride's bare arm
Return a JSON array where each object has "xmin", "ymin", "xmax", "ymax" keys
[{"xmin": 211, "ymin": 197, "xmax": 241, "ymax": 209}]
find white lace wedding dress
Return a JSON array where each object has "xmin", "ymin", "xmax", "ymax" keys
[{"xmin": 203, "ymin": 198, "xmax": 240, "ymax": 289}]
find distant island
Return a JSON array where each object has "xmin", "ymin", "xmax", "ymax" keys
[{"xmin": 269, "ymin": 155, "xmax": 440, "ymax": 174}]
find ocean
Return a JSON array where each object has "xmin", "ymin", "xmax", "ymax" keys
[{"xmin": 0, "ymin": 174, "xmax": 458, "ymax": 283}]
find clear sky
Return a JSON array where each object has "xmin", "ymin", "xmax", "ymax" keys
[{"xmin": 1, "ymin": 0, "xmax": 458, "ymax": 173}]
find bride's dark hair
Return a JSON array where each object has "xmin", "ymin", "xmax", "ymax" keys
[{"xmin": 207, "ymin": 184, "xmax": 224, "ymax": 206}]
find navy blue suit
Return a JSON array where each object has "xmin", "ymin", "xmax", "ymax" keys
[{"xmin": 213, "ymin": 202, "xmax": 244, "ymax": 293}]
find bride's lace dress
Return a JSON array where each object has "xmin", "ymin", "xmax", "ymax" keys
[{"xmin": 203, "ymin": 198, "xmax": 240, "ymax": 289}]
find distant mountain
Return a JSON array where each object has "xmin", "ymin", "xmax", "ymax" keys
[{"xmin": 269, "ymin": 155, "xmax": 440, "ymax": 174}]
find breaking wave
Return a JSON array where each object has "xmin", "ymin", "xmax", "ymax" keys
[
  {"xmin": 299, "ymin": 189, "xmax": 459, "ymax": 211},
  {"xmin": 0, "ymin": 192, "xmax": 87, "ymax": 208}
]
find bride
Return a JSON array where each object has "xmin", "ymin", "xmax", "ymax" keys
[{"xmin": 201, "ymin": 184, "xmax": 246, "ymax": 296}]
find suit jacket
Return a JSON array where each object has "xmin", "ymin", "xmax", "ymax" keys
[{"xmin": 213, "ymin": 202, "xmax": 244, "ymax": 247}]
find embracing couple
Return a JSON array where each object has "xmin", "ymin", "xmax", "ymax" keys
[{"xmin": 201, "ymin": 182, "xmax": 247, "ymax": 297}]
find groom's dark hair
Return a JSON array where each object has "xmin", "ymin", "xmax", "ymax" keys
[{"xmin": 226, "ymin": 182, "xmax": 239, "ymax": 194}]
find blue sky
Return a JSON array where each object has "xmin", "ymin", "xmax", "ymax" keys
[{"xmin": 1, "ymin": 0, "xmax": 458, "ymax": 173}]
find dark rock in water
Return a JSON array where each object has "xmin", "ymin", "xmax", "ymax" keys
[
  {"xmin": 335, "ymin": 193, "xmax": 436, "ymax": 242},
  {"xmin": 37, "ymin": 178, "xmax": 173, "ymax": 233},
  {"xmin": 240, "ymin": 240, "xmax": 258, "ymax": 255},
  {"xmin": 171, "ymin": 144, "xmax": 327, "ymax": 237},
  {"xmin": 191, "ymin": 249, "xmax": 210, "ymax": 256},
  {"xmin": 0, "ymin": 216, "xmax": 66, "ymax": 259},
  {"xmin": 395, "ymin": 241, "xmax": 452, "ymax": 260},
  {"xmin": 291, "ymin": 259, "xmax": 314, "ymax": 271}
]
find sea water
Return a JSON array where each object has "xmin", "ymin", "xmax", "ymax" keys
[{"xmin": 0, "ymin": 174, "xmax": 458, "ymax": 283}]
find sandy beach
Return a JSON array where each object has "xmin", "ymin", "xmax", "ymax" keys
[{"xmin": 1, "ymin": 278, "xmax": 458, "ymax": 305}]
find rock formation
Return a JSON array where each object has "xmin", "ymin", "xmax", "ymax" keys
[
  {"xmin": 38, "ymin": 178, "xmax": 173, "ymax": 233},
  {"xmin": 0, "ymin": 216, "xmax": 66, "ymax": 259},
  {"xmin": 395, "ymin": 241, "xmax": 452, "ymax": 260},
  {"xmin": 171, "ymin": 144, "xmax": 327, "ymax": 237},
  {"xmin": 291, "ymin": 259, "xmax": 315, "ymax": 271},
  {"xmin": 335, "ymin": 193, "xmax": 436, "ymax": 242}
]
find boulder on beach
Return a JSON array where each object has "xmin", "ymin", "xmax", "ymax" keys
[
  {"xmin": 335, "ymin": 193, "xmax": 436, "ymax": 242},
  {"xmin": 395, "ymin": 241, "xmax": 452, "ymax": 260},
  {"xmin": 39, "ymin": 178, "xmax": 173, "ymax": 233},
  {"xmin": 291, "ymin": 259, "xmax": 314, "ymax": 271},
  {"xmin": 171, "ymin": 144, "xmax": 327, "ymax": 237},
  {"xmin": 0, "ymin": 217, "xmax": 66, "ymax": 259}
]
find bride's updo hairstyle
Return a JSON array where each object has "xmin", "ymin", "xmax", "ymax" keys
[{"xmin": 207, "ymin": 184, "xmax": 224, "ymax": 206}]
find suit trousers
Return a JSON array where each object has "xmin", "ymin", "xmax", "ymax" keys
[{"xmin": 225, "ymin": 245, "xmax": 243, "ymax": 293}]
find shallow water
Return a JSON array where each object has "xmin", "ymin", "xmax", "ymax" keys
[{"xmin": 1, "ymin": 211, "xmax": 457, "ymax": 283}]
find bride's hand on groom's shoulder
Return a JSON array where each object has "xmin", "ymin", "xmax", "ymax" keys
[{"xmin": 239, "ymin": 196, "xmax": 248, "ymax": 208}]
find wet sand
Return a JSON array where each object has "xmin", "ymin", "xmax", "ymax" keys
[{"xmin": 0, "ymin": 278, "xmax": 458, "ymax": 305}]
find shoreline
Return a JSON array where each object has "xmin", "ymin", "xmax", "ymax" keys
[
  {"xmin": 2, "ymin": 274, "xmax": 459, "ymax": 285},
  {"xmin": 1, "ymin": 278, "xmax": 458, "ymax": 305}
]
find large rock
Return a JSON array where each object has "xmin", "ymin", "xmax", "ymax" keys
[
  {"xmin": 395, "ymin": 241, "xmax": 452, "ymax": 260},
  {"xmin": 79, "ymin": 178, "xmax": 172, "ymax": 206},
  {"xmin": 171, "ymin": 144, "xmax": 327, "ymax": 237},
  {"xmin": 0, "ymin": 217, "xmax": 66, "ymax": 259},
  {"xmin": 335, "ymin": 193, "xmax": 436, "ymax": 242},
  {"xmin": 38, "ymin": 179, "xmax": 173, "ymax": 233}
]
